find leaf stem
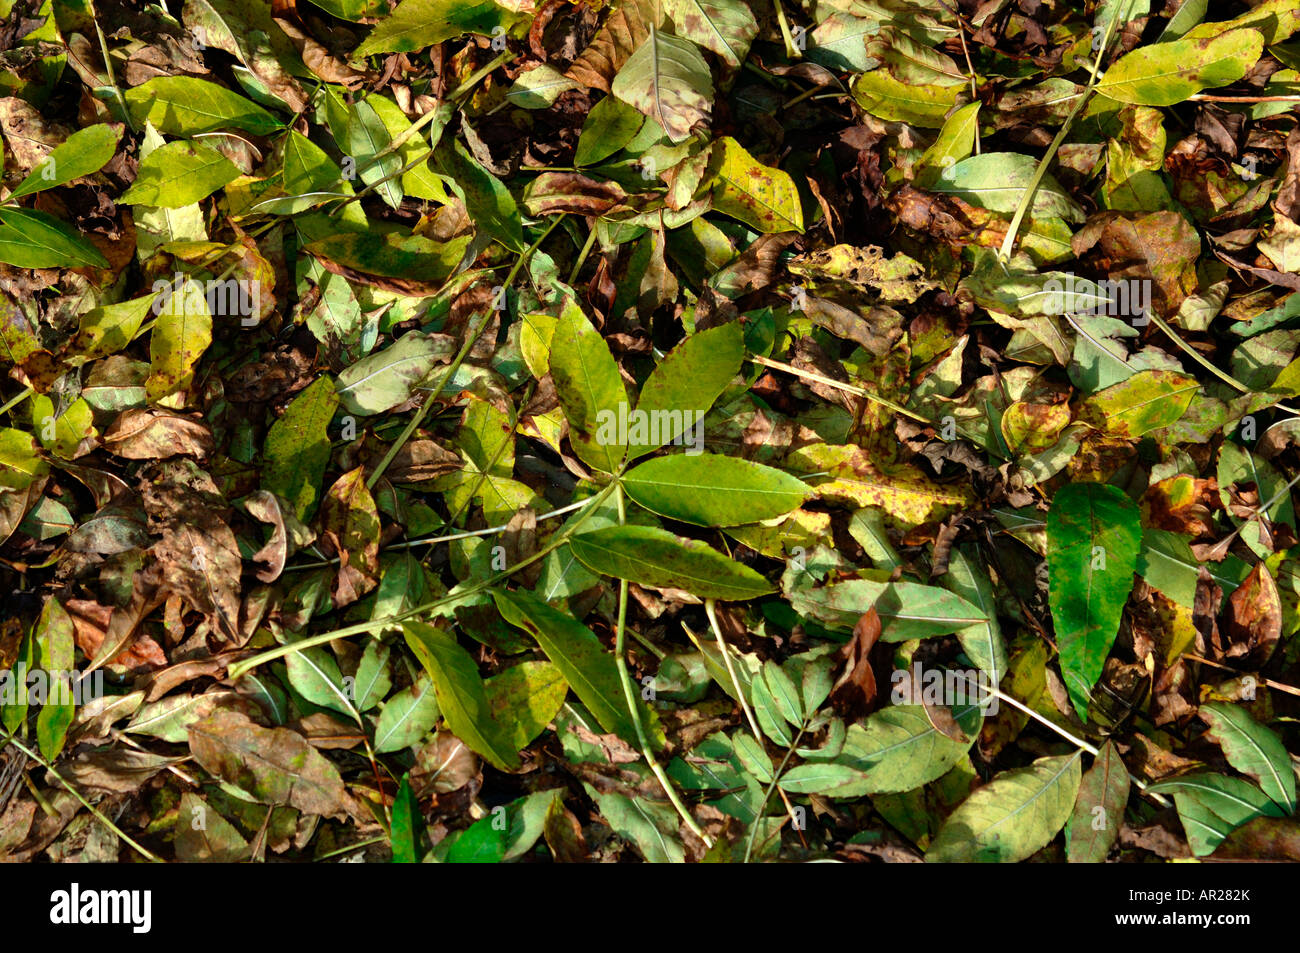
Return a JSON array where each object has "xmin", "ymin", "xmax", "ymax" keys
[
  {"xmin": 365, "ymin": 213, "xmax": 565, "ymax": 490},
  {"xmin": 772, "ymin": 0, "xmax": 801, "ymax": 60},
  {"xmin": 612, "ymin": 483, "xmax": 713, "ymax": 850},
  {"xmin": 0, "ymin": 385, "xmax": 34, "ymax": 418},
  {"xmin": 2, "ymin": 730, "xmax": 162, "ymax": 861},
  {"xmin": 949, "ymin": 672, "xmax": 1170, "ymax": 807},
  {"xmin": 226, "ymin": 476, "xmax": 618, "ymax": 680},
  {"xmin": 705, "ymin": 599, "xmax": 803, "ymax": 854},
  {"xmin": 996, "ymin": 1, "xmax": 1128, "ymax": 263}
]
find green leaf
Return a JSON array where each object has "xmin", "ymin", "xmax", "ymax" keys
[
  {"xmin": 1137, "ymin": 528, "xmax": 1250, "ymax": 607},
  {"xmin": 750, "ymin": 669, "xmax": 792, "ymax": 745},
  {"xmin": 628, "ymin": 321, "xmax": 743, "ymax": 459},
  {"xmin": 492, "ymin": 587, "xmax": 644, "ymax": 745},
  {"xmin": 372, "ymin": 677, "xmax": 440, "ymax": 753},
  {"xmin": 842, "ymin": 705, "xmax": 978, "ymax": 792},
  {"xmin": 262, "ymin": 376, "xmax": 338, "ymax": 521},
  {"xmin": 431, "ymin": 139, "xmax": 525, "ymax": 253},
  {"xmin": 1097, "ymin": 28, "xmax": 1265, "ymax": 106},
  {"xmin": 10, "ymin": 124, "xmax": 121, "ymax": 199},
  {"xmin": 119, "ymin": 140, "xmax": 242, "ymax": 208},
  {"xmin": 484, "ymin": 660, "xmax": 569, "ymax": 751},
  {"xmin": 944, "ymin": 545, "xmax": 1007, "ymax": 689},
  {"xmin": 575, "ymin": 94, "xmax": 644, "ymax": 167},
  {"xmin": 778, "ymin": 762, "xmax": 869, "ymax": 796},
  {"xmin": 507, "ymin": 65, "xmax": 579, "ymax": 109},
  {"xmin": 125, "ymin": 76, "xmax": 282, "ymax": 135},
  {"xmin": 548, "ymin": 299, "xmax": 628, "ymax": 473},
  {"xmin": 931, "ymin": 152, "xmax": 1084, "ymax": 222},
  {"xmin": 147, "ymin": 278, "xmax": 212, "ymax": 401},
  {"xmin": 306, "ymin": 0, "xmax": 388, "ymax": 21},
  {"xmin": 851, "ymin": 70, "xmax": 960, "ymax": 127},
  {"xmin": 35, "ymin": 597, "xmax": 75, "ymax": 762},
  {"xmin": 1081, "ymin": 370, "xmax": 1198, "ymax": 438},
  {"xmin": 663, "ymin": 0, "xmax": 756, "ymax": 68},
  {"xmin": 1066, "ymin": 740, "xmax": 1130, "ymax": 863},
  {"xmin": 1047, "ymin": 482, "xmax": 1141, "ymax": 720},
  {"xmin": 915, "ymin": 102, "xmax": 980, "ymax": 187},
  {"xmin": 354, "ymin": 0, "xmax": 520, "ymax": 57},
  {"xmin": 781, "ymin": 704, "xmax": 979, "ymax": 796},
  {"xmin": 446, "ymin": 813, "xmax": 507, "ymax": 863},
  {"xmin": 786, "ymin": 578, "xmax": 988, "ymax": 641},
  {"xmin": 610, "ymin": 25, "xmax": 713, "ymax": 144},
  {"xmin": 569, "ymin": 524, "xmax": 774, "ymax": 601},
  {"xmin": 0, "ymin": 207, "xmax": 108, "ymax": 268},
  {"xmin": 285, "ymin": 643, "xmax": 354, "ymax": 718},
  {"xmin": 390, "ymin": 774, "xmax": 423, "ymax": 862},
  {"xmin": 583, "ymin": 784, "xmax": 686, "ymax": 862},
  {"xmin": 1148, "ymin": 772, "xmax": 1285, "ymax": 856},
  {"xmin": 708, "ymin": 136, "xmax": 804, "ymax": 233},
  {"xmin": 761, "ymin": 660, "xmax": 802, "ymax": 726},
  {"xmin": 66, "ymin": 293, "xmax": 157, "ymax": 365},
  {"xmin": 305, "ymin": 231, "xmax": 466, "ymax": 282},
  {"xmin": 623, "ymin": 454, "xmax": 808, "ymax": 526},
  {"xmin": 334, "ymin": 331, "xmax": 456, "ymax": 416},
  {"xmin": 927, "ymin": 752, "xmax": 1083, "ymax": 862},
  {"xmin": 402, "ymin": 621, "xmax": 521, "ymax": 771},
  {"xmin": 1201, "ymin": 703, "xmax": 1296, "ymax": 813},
  {"xmin": 353, "ymin": 640, "xmax": 392, "ymax": 712},
  {"xmin": 343, "ymin": 99, "xmax": 403, "ymax": 210}
]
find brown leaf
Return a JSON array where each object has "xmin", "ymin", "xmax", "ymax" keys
[
  {"xmin": 103, "ymin": 408, "xmax": 215, "ymax": 459},
  {"xmin": 524, "ymin": 172, "xmax": 627, "ymax": 216},
  {"xmin": 1224, "ymin": 562, "xmax": 1282, "ymax": 666},
  {"xmin": 59, "ymin": 748, "xmax": 185, "ymax": 795},
  {"xmin": 411, "ymin": 730, "xmax": 480, "ymax": 797},
  {"xmin": 319, "ymin": 466, "xmax": 381, "ymax": 608},
  {"xmin": 543, "ymin": 794, "xmax": 588, "ymax": 862},
  {"xmin": 188, "ymin": 709, "xmax": 353, "ymax": 818},
  {"xmin": 564, "ymin": 0, "xmax": 652, "ymax": 92},
  {"xmin": 66, "ymin": 598, "xmax": 168, "ymax": 673},
  {"xmin": 244, "ymin": 489, "xmax": 315, "ymax": 583},
  {"xmin": 1211, "ymin": 816, "xmax": 1300, "ymax": 861},
  {"xmin": 150, "ymin": 511, "xmax": 243, "ymax": 642},
  {"xmin": 829, "ymin": 607, "xmax": 883, "ymax": 719}
]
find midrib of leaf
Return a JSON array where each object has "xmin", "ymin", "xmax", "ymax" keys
[
  {"xmin": 628, "ymin": 475, "xmax": 796, "ymax": 497},
  {"xmin": 1101, "ymin": 52, "xmax": 1250, "ymax": 90},
  {"xmin": 1157, "ymin": 778, "xmax": 1267, "ymax": 812},
  {"xmin": 629, "ymin": 796, "xmax": 673, "ymax": 859},
  {"xmin": 190, "ymin": 722, "xmax": 337, "ymax": 799},
  {"xmin": 336, "ymin": 352, "xmax": 436, "ymax": 396},
  {"xmin": 375, "ymin": 681, "xmax": 433, "ymax": 749},
  {"xmin": 578, "ymin": 536, "xmax": 756, "ymax": 592},
  {"xmin": 1112, "ymin": 381, "xmax": 1198, "ymax": 418},
  {"xmin": 648, "ymin": 26, "xmax": 670, "ymax": 137},
  {"xmin": 1211, "ymin": 709, "xmax": 1291, "ymax": 809},
  {"xmin": 970, "ymin": 751, "xmax": 1080, "ymax": 841},
  {"xmin": 294, "ymin": 647, "xmax": 357, "ymax": 721}
]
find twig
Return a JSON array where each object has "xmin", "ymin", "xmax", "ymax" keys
[
  {"xmin": 365, "ymin": 213, "xmax": 565, "ymax": 490},
  {"xmin": 1180, "ymin": 654, "xmax": 1300, "ymax": 698},
  {"xmin": 949, "ymin": 672, "xmax": 1171, "ymax": 807},
  {"xmin": 2, "ymin": 731, "xmax": 162, "ymax": 861},
  {"xmin": 613, "ymin": 484, "xmax": 713, "ymax": 849},
  {"xmin": 227, "ymin": 478, "xmax": 619, "ymax": 679}
]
